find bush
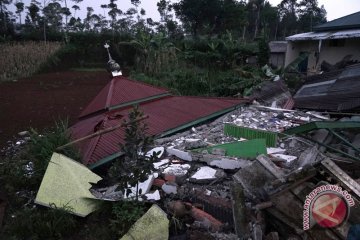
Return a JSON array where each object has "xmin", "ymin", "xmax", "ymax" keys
[{"xmin": 3, "ymin": 206, "xmax": 78, "ymax": 240}]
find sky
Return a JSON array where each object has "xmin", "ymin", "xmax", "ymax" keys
[{"xmin": 9, "ymin": 0, "xmax": 360, "ymax": 22}]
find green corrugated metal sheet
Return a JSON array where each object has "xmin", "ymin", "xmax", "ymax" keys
[
  {"xmin": 196, "ymin": 139, "xmax": 267, "ymax": 158},
  {"xmin": 284, "ymin": 121, "xmax": 360, "ymax": 136},
  {"xmin": 224, "ymin": 124, "xmax": 278, "ymax": 147}
]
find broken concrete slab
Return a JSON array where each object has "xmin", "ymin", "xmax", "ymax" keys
[
  {"xmin": 145, "ymin": 190, "xmax": 161, "ymax": 201},
  {"xmin": 35, "ymin": 153, "xmax": 102, "ymax": 217},
  {"xmin": 184, "ymin": 138, "xmax": 208, "ymax": 150},
  {"xmin": 271, "ymin": 154, "xmax": 297, "ymax": 163},
  {"xmin": 233, "ymin": 157, "xmax": 284, "ymax": 200},
  {"xmin": 120, "ymin": 204, "xmax": 169, "ymax": 240},
  {"xmin": 162, "ymin": 164, "xmax": 190, "ymax": 177},
  {"xmin": 267, "ymin": 147, "xmax": 286, "ymax": 154},
  {"xmin": 124, "ymin": 174, "xmax": 155, "ymax": 199},
  {"xmin": 189, "ymin": 166, "xmax": 225, "ymax": 183},
  {"xmin": 146, "ymin": 146, "xmax": 165, "ymax": 158},
  {"xmin": 153, "ymin": 159, "xmax": 170, "ymax": 169},
  {"xmin": 208, "ymin": 158, "xmax": 252, "ymax": 170},
  {"xmin": 166, "ymin": 147, "xmax": 192, "ymax": 161},
  {"xmin": 162, "ymin": 183, "xmax": 177, "ymax": 194},
  {"xmin": 297, "ymin": 146, "xmax": 319, "ymax": 167}
]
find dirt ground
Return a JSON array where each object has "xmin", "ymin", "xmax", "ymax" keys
[{"xmin": 0, "ymin": 71, "xmax": 110, "ymax": 148}]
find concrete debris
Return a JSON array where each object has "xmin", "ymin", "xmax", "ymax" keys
[
  {"xmin": 146, "ymin": 146, "xmax": 165, "ymax": 158},
  {"xmin": 208, "ymin": 158, "xmax": 252, "ymax": 170},
  {"xmin": 124, "ymin": 174, "xmax": 155, "ymax": 199},
  {"xmin": 297, "ymin": 146, "xmax": 319, "ymax": 167},
  {"xmin": 271, "ymin": 154, "xmax": 297, "ymax": 163},
  {"xmin": 184, "ymin": 138, "xmax": 208, "ymax": 150},
  {"xmin": 189, "ymin": 166, "xmax": 225, "ymax": 183},
  {"xmin": 14, "ymin": 101, "xmax": 360, "ymax": 239},
  {"xmin": 267, "ymin": 147, "xmax": 286, "ymax": 154},
  {"xmin": 162, "ymin": 164, "xmax": 190, "ymax": 177},
  {"xmin": 153, "ymin": 159, "xmax": 170, "ymax": 169},
  {"xmin": 166, "ymin": 147, "xmax": 192, "ymax": 161},
  {"xmin": 161, "ymin": 183, "xmax": 177, "ymax": 194},
  {"xmin": 145, "ymin": 190, "xmax": 161, "ymax": 201},
  {"xmin": 18, "ymin": 131, "xmax": 29, "ymax": 136}
]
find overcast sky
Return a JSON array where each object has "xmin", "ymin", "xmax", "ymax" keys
[{"xmin": 10, "ymin": 0, "xmax": 360, "ymax": 22}]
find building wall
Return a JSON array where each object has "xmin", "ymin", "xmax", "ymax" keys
[
  {"xmin": 285, "ymin": 38, "xmax": 360, "ymax": 74},
  {"xmin": 269, "ymin": 53, "xmax": 285, "ymax": 69}
]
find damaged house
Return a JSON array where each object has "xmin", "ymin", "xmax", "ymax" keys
[
  {"xmin": 285, "ymin": 11, "xmax": 360, "ymax": 75},
  {"xmin": 70, "ymin": 76, "xmax": 249, "ymax": 168}
]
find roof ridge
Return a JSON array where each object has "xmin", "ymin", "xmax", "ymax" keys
[{"xmin": 113, "ymin": 76, "xmax": 170, "ymax": 92}]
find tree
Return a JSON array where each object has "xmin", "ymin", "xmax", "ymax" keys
[
  {"xmin": 297, "ymin": 0, "xmax": 326, "ymax": 31},
  {"xmin": 173, "ymin": 0, "xmax": 221, "ymax": 36},
  {"xmin": 26, "ymin": 1, "xmax": 40, "ymax": 26},
  {"xmin": 43, "ymin": 1, "xmax": 63, "ymax": 32},
  {"xmin": 277, "ymin": 0, "xmax": 298, "ymax": 38},
  {"xmin": 0, "ymin": 0, "xmax": 12, "ymax": 35},
  {"xmin": 108, "ymin": 0, "xmax": 122, "ymax": 37},
  {"xmin": 109, "ymin": 106, "xmax": 158, "ymax": 200},
  {"xmin": 15, "ymin": 0, "xmax": 24, "ymax": 25},
  {"xmin": 70, "ymin": 0, "xmax": 82, "ymax": 18}
]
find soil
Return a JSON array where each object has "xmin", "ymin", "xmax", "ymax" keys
[{"xmin": 0, "ymin": 71, "xmax": 110, "ymax": 148}]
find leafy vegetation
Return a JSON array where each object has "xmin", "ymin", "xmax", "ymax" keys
[{"xmin": 109, "ymin": 106, "xmax": 158, "ymax": 199}]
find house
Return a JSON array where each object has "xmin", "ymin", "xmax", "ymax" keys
[
  {"xmin": 268, "ymin": 41, "xmax": 287, "ymax": 69},
  {"xmin": 70, "ymin": 76, "xmax": 248, "ymax": 168},
  {"xmin": 284, "ymin": 11, "xmax": 360, "ymax": 74}
]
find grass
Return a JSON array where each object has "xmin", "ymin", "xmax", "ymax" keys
[
  {"xmin": 70, "ymin": 67, "xmax": 107, "ymax": 72},
  {"xmin": 0, "ymin": 41, "xmax": 61, "ymax": 82}
]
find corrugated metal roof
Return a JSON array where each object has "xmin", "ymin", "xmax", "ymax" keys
[
  {"xmin": 79, "ymin": 76, "xmax": 170, "ymax": 118},
  {"xmin": 314, "ymin": 11, "xmax": 360, "ymax": 32},
  {"xmin": 71, "ymin": 96, "xmax": 248, "ymax": 166},
  {"xmin": 294, "ymin": 65, "xmax": 360, "ymax": 111},
  {"xmin": 269, "ymin": 41, "xmax": 287, "ymax": 53},
  {"xmin": 286, "ymin": 29, "xmax": 360, "ymax": 41}
]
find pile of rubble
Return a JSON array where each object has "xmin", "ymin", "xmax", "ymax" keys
[
  {"xmin": 4, "ymin": 105, "xmax": 360, "ymax": 240},
  {"xmin": 87, "ymin": 106, "xmax": 360, "ymax": 239}
]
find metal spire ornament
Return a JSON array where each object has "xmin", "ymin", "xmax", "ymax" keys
[{"xmin": 104, "ymin": 43, "xmax": 122, "ymax": 77}]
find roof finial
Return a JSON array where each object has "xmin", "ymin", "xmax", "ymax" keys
[{"xmin": 104, "ymin": 42, "xmax": 122, "ymax": 77}]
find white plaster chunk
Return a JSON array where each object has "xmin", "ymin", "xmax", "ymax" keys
[
  {"xmin": 163, "ymin": 164, "xmax": 191, "ymax": 176},
  {"xmin": 145, "ymin": 190, "xmax": 161, "ymax": 201},
  {"xmin": 209, "ymin": 159, "xmax": 250, "ymax": 170},
  {"xmin": 124, "ymin": 174, "xmax": 155, "ymax": 199},
  {"xmin": 272, "ymin": 154, "xmax": 297, "ymax": 163},
  {"xmin": 267, "ymin": 147, "xmax": 286, "ymax": 154},
  {"xmin": 166, "ymin": 147, "xmax": 192, "ymax": 161},
  {"xmin": 162, "ymin": 183, "xmax": 177, "ymax": 194},
  {"xmin": 190, "ymin": 166, "xmax": 217, "ymax": 180},
  {"xmin": 153, "ymin": 159, "xmax": 170, "ymax": 169},
  {"xmin": 146, "ymin": 147, "xmax": 165, "ymax": 158}
]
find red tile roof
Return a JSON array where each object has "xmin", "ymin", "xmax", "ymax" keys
[
  {"xmin": 70, "ymin": 95, "xmax": 248, "ymax": 166},
  {"xmin": 79, "ymin": 76, "xmax": 170, "ymax": 118}
]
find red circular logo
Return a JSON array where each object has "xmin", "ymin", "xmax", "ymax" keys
[{"xmin": 311, "ymin": 192, "xmax": 348, "ymax": 228}]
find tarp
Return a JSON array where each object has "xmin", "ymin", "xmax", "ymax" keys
[{"xmin": 35, "ymin": 153, "xmax": 102, "ymax": 217}]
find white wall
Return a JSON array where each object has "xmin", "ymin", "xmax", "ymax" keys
[{"xmin": 284, "ymin": 38, "xmax": 360, "ymax": 74}]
